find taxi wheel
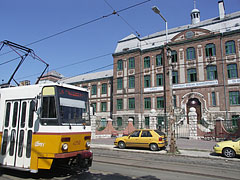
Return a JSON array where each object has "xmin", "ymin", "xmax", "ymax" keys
[
  {"xmin": 223, "ymin": 148, "xmax": 236, "ymax": 158},
  {"xmin": 150, "ymin": 143, "xmax": 159, "ymax": 151},
  {"xmin": 118, "ymin": 141, "xmax": 126, "ymax": 149}
]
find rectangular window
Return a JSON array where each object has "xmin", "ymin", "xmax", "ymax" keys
[
  {"xmin": 156, "ymin": 54, "xmax": 162, "ymax": 66},
  {"xmin": 172, "ymin": 71, "xmax": 178, "ymax": 84},
  {"xmin": 144, "ymin": 97, "xmax": 151, "ymax": 109},
  {"xmin": 144, "ymin": 56, "xmax": 150, "ymax": 68},
  {"xmin": 117, "ymin": 117, "xmax": 123, "ymax": 126},
  {"xmin": 187, "ymin": 69, "xmax": 197, "ymax": 82},
  {"xmin": 229, "ymin": 91, "xmax": 240, "ymax": 105},
  {"xmin": 225, "ymin": 41, "xmax": 236, "ymax": 55},
  {"xmin": 129, "ymin": 98, "xmax": 135, "ymax": 109},
  {"xmin": 207, "ymin": 66, "xmax": 218, "ymax": 80},
  {"xmin": 42, "ymin": 96, "xmax": 56, "ymax": 118},
  {"xmin": 117, "ymin": 78, "xmax": 123, "ymax": 90},
  {"xmin": 117, "ymin": 60, "xmax": 123, "ymax": 71},
  {"xmin": 145, "ymin": 117, "xmax": 149, "ymax": 126},
  {"xmin": 157, "ymin": 97, "xmax": 164, "ymax": 109},
  {"xmin": 102, "ymin": 83, "xmax": 107, "ymax": 94},
  {"xmin": 144, "ymin": 75, "xmax": 151, "ymax": 88},
  {"xmin": 129, "ymin": 76, "xmax": 135, "ymax": 89},
  {"xmin": 186, "ymin": 47, "xmax": 196, "ymax": 60},
  {"xmin": 91, "ymin": 85, "xmax": 97, "ymax": 95},
  {"xmin": 171, "ymin": 51, "xmax": 177, "ymax": 63},
  {"xmin": 117, "ymin": 99, "xmax": 123, "ymax": 110},
  {"xmin": 129, "ymin": 57, "xmax": 135, "ymax": 69},
  {"xmin": 227, "ymin": 64, "xmax": 238, "ymax": 79},
  {"xmin": 212, "ymin": 92, "xmax": 216, "ymax": 106},
  {"xmin": 101, "ymin": 102, "xmax": 107, "ymax": 112},
  {"xmin": 156, "ymin": 74, "xmax": 163, "ymax": 86}
]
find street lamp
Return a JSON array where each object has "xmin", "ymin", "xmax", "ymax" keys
[
  {"xmin": 152, "ymin": 6, "xmax": 168, "ymax": 44},
  {"xmin": 152, "ymin": 6, "xmax": 176, "ymax": 154}
]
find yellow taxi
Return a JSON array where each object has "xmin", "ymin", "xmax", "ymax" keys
[
  {"xmin": 213, "ymin": 137, "xmax": 240, "ymax": 158},
  {"xmin": 114, "ymin": 129, "xmax": 168, "ymax": 151}
]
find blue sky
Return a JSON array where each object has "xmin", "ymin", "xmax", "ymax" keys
[{"xmin": 0, "ymin": 0, "xmax": 239, "ymax": 85}]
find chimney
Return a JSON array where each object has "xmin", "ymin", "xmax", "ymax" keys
[{"xmin": 218, "ymin": 0, "xmax": 225, "ymax": 20}]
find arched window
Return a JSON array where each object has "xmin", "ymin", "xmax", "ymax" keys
[
  {"xmin": 225, "ymin": 41, "xmax": 236, "ymax": 55},
  {"xmin": 186, "ymin": 47, "xmax": 196, "ymax": 60},
  {"xmin": 205, "ymin": 43, "xmax": 216, "ymax": 57}
]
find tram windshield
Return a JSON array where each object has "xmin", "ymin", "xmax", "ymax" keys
[{"xmin": 41, "ymin": 86, "xmax": 90, "ymax": 126}]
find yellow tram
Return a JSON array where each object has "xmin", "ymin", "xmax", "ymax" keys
[{"xmin": 0, "ymin": 83, "xmax": 92, "ymax": 173}]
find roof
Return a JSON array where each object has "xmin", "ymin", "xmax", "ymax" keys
[
  {"xmin": 42, "ymin": 70, "xmax": 64, "ymax": 78},
  {"xmin": 59, "ymin": 69, "xmax": 113, "ymax": 84},
  {"xmin": 114, "ymin": 11, "xmax": 240, "ymax": 54}
]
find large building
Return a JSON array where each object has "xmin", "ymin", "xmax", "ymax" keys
[
  {"xmin": 112, "ymin": 1, "xmax": 240, "ymax": 130},
  {"xmin": 58, "ymin": 1, "xmax": 240, "ymax": 132}
]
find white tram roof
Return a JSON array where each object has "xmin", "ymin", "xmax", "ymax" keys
[{"xmin": 0, "ymin": 82, "xmax": 88, "ymax": 100}]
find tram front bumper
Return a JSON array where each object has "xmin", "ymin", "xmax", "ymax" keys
[{"xmin": 54, "ymin": 150, "xmax": 93, "ymax": 169}]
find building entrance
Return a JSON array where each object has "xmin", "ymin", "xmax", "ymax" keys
[{"xmin": 187, "ymin": 98, "xmax": 202, "ymax": 124}]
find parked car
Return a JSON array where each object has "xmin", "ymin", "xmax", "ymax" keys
[
  {"xmin": 114, "ymin": 129, "xmax": 168, "ymax": 151},
  {"xmin": 213, "ymin": 137, "xmax": 240, "ymax": 158}
]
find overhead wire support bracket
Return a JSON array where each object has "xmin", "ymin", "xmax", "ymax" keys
[{"xmin": 0, "ymin": 40, "xmax": 49, "ymax": 86}]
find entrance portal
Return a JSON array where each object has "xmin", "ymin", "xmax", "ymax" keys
[{"xmin": 187, "ymin": 98, "xmax": 201, "ymax": 124}]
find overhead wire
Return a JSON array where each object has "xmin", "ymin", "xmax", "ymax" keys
[
  {"xmin": 2, "ymin": 4, "xmax": 239, "ymax": 82},
  {"xmin": 0, "ymin": 0, "xmax": 151, "ymax": 60}
]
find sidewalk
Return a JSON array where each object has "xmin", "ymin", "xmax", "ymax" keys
[{"xmin": 91, "ymin": 138, "xmax": 240, "ymax": 161}]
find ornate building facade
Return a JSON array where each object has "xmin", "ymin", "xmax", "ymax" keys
[{"xmin": 112, "ymin": 1, "xmax": 240, "ymax": 130}]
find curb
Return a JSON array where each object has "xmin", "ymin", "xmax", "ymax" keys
[{"xmin": 91, "ymin": 144, "xmax": 240, "ymax": 161}]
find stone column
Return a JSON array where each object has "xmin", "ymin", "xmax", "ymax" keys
[
  {"xmin": 149, "ymin": 109, "xmax": 157, "ymax": 130},
  {"xmin": 188, "ymin": 107, "xmax": 198, "ymax": 139}
]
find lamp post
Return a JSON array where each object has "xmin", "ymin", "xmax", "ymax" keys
[
  {"xmin": 152, "ymin": 6, "xmax": 176, "ymax": 153},
  {"xmin": 152, "ymin": 6, "xmax": 168, "ymax": 44}
]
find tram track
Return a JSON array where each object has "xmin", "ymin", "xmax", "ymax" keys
[{"xmin": 93, "ymin": 153, "xmax": 240, "ymax": 180}]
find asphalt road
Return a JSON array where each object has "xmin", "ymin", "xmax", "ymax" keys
[{"xmin": 0, "ymin": 148, "xmax": 239, "ymax": 180}]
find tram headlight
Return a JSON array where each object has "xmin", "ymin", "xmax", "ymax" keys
[
  {"xmin": 86, "ymin": 141, "xmax": 90, "ymax": 149},
  {"xmin": 62, "ymin": 143, "xmax": 68, "ymax": 151}
]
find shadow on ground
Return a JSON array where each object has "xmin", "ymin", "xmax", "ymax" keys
[{"xmin": 0, "ymin": 168, "xmax": 161, "ymax": 180}]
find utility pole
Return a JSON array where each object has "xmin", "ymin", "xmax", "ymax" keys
[
  {"xmin": 167, "ymin": 47, "xmax": 177, "ymax": 153},
  {"xmin": 152, "ymin": 5, "xmax": 177, "ymax": 153}
]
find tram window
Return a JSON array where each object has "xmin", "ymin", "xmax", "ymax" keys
[
  {"xmin": 28, "ymin": 100, "xmax": 34, "ymax": 128},
  {"xmin": 42, "ymin": 96, "xmax": 56, "ymax": 118},
  {"xmin": 9, "ymin": 129, "xmax": 16, "ymax": 156},
  {"xmin": 5, "ymin": 103, "xmax": 11, "ymax": 127},
  {"xmin": 12, "ymin": 102, "xmax": 18, "ymax": 128},
  {"xmin": 20, "ymin": 102, "xmax": 27, "ymax": 128},
  {"xmin": 18, "ymin": 130, "xmax": 24, "ymax": 157},
  {"xmin": 26, "ymin": 130, "xmax": 32, "ymax": 158},
  {"xmin": 1, "ymin": 129, "xmax": 8, "ymax": 155}
]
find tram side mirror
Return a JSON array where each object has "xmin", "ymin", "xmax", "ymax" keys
[{"xmin": 34, "ymin": 95, "xmax": 40, "ymax": 111}]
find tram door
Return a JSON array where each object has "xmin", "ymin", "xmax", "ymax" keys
[{"xmin": 1, "ymin": 99, "xmax": 34, "ymax": 169}]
